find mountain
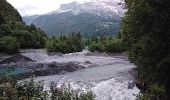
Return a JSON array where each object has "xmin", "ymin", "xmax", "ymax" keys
[
  {"xmin": 23, "ymin": 0, "xmax": 124, "ymax": 37},
  {"xmin": 22, "ymin": 15, "xmax": 39, "ymax": 25}
]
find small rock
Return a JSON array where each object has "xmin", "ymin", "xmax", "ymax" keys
[
  {"xmin": 84, "ymin": 61, "xmax": 92, "ymax": 64},
  {"xmin": 128, "ymin": 82, "xmax": 135, "ymax": 89}
]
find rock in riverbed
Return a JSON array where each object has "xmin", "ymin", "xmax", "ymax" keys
[
  {"xmin": 32, "ymin": 62, "xmax": 85, "ymax": 76},
  {"xmin": 0, "ymin": 54, "xmax": 85, "ymax": 78},
  {"xmin": 0, "ymin": 54, "xmax": 34, "ymax": 64}
]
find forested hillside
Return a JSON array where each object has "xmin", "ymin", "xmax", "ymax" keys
[
  {"xmin": 0, "ymin": 0, "xmax": 47, "ymax": 54},
  {"xmin": 121, "ymin": 0, "xmax": 170, "ymax": 99},
  {"xmin": 30, "ymin": 12, "xmax": 120, "ymax": 37},
  {"xmin": 0, "ymin": 0, "xmax": 22, "ymax": 22}
]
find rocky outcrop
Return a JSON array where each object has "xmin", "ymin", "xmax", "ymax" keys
[
  {"xmin": 130, "ymin": 68, "xmax": 147, "ymax": 91},
  {"xmin": 0, "ymin": 54, "xmax": 85, "ymax": 78},
  {"xmin": 0, "ymin": 54, "xmax": 34, "ymax": 64},
  {"xmin": 32, "ymin": 62, "xmax": 85, "ymax": 76}
]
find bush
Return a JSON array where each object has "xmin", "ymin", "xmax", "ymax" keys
[
  {"xmin": 105, "ymin": 39, "xmax": 125, "ymax": 53},
  {"xmin": 89, "ymin": 42, "xmax": 104, "ymax": 52},
  {"xmin": 0, "ymin": 76, "xmax": 95, "ymax": 100},
  {"xmin": 136, "ymin": 84, "xmax": 165, "ymax": 100},
  {"xmin": 46, "ymin": 39, "xmax": 55, "ymax": 52},
  {"xmin": 0, "ymin": 36, "xmax": 19, "ymax": 54},
  {"xmin": 50, "ymin": 82, "xmax": 94, "ymax": 100}
]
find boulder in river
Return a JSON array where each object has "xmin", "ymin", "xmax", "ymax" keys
[{"xmin": 84, "ymin": 61, "xmax": 92, "ymax": 64}]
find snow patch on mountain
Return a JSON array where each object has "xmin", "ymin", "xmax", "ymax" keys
[{"xmin": 50, "ymin": 0, "xmax": 125, "ymax": 18}]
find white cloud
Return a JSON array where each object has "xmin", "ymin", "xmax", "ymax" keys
[
  {"xmin": 7, "ymin": 0, "xmax": 121, "ymax": 16},
  {"xmin": 7, "ymin": 0, "xmax": 90, "ymax": 16}
]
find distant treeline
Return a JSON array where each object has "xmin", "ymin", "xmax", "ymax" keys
[
  {"xmin": 46, "ymin": 32, "xmax": 83, "ymax": 53},
  {"xmin": 45, "ymin": 32, "xmax": 126, "ymax": 54},
  {"xmin": 86, "ymin": 33, "xmax": 126, "ymax": 53}
]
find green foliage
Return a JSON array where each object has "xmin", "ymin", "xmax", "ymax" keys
[
  {"xmin": 136, "ymin": 84, "xmax": 165, "ymax": 100},
  {"xmin": 0, "ymin": 36, "xmax": 19, "ymax": 54},
  {"xmin": 0, "ymin": 77, "xmax": 49, "ymax": 100},
  {"xmin": 11, "ymin": 24, "xmax": 47, "ymax": 49},
  {"xmin": 105, "ymin": 39, "xmax": 125, "ymax": 53},
  {"xmin": 88, "ymin": 36, "xmax": 126, "ymax": 53},
  {"xmin": 121, "ymin": 0, "xmax": 170, "ymax": 98},
  {"xmin": 89, "ymin": 42, "xmax": 104, "ymax": 52},
  {"xmin": 0, "ymin": 21, "xmax": 47, "ymax": 51},
  {"xmin": 79, "ymin": 91, "xmax": 94, "ymax": 100},
  {"xmin": 50, "ymin": 82, "xmax": 94, "ymax": 100},
  {"xmin": 0, "ymin": 76, "xmax": 94, "ymax": 100},
  {"xmin": 46, "ymin": 33, "xmax": 83, "ymax": 53},
  {"xmin": 0, "ymin": 0, "xmax": 47, "ymax": 53},
  {"xmin": 0, "ymin": 0, "xmax": 22, "ymax": 22}
]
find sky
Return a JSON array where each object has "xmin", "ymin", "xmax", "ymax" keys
[{"xmin": 7, "ymin": 0, "xmax": 91, "ymax": 16}]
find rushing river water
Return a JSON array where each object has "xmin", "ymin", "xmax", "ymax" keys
[{"xmin": 21, "ymin": 49, "xmax": 140, "ymax": 100}]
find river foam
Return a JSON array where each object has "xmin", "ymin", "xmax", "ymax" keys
[{"xmin": 92, "ymin": 76, "xmax": 139, "ymax": 100}]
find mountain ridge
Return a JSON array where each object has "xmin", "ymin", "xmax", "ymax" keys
[{"xmin": 23, "ymin": 0, "xmax": 124, "ymax": 37}]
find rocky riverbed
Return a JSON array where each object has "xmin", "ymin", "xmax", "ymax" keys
[
  {"xmin": 0, "ymin": 51, "xmax": 85, "ymax": 77},
  {"xmin": 0, "ymin": 49, "xmax": 140, "ymax": 100}
]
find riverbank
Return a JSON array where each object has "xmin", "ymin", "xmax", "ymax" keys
[{"xmin": 85, "ymin": 51, "xmax": 128, "ymax": 57}]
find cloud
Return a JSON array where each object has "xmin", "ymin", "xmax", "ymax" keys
[
  {"xmin": 7, "ymin": 0, "xmax": 119, "ymax": 16},
  {"xmin": 7, "ymin": 0, "xmax": 91, "ymax": 16},
  {"xmin": 7, "ymin": 0, "xmax": 61, "ymax": 16},
  {"xmin": 17, "ymin": 6, "xmax": 38, "ymax": 16}
]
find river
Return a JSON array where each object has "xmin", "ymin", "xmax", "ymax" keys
[{"xmin": 21, "ymin": 49, "xmax": 140, "ymax": 100}]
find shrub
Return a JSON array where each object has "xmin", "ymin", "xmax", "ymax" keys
[
  {"xmin": 105, "ymin": 39, "xmax": 125, "ymax": 53},
  {"xmin": 0, "ymin": 76, "xmax": 95, "ymax": 100},
  {"xmin": 50, "ymin": 82, "xmax": 95, "ymax": 100},
  {"xmin": 136, "ymin": 84, "xmax": 166, "ymax": 100},
  {"xmin": 46, "ymin": 39, "xmax": 55, "ymax": 52},
  {"xmin": 0, "ymin": 36, "xmax": 19, "ymax": 54},
  {"xmin": 89, "ymin": 42, "xmax": 104, "ymax": 52}
]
